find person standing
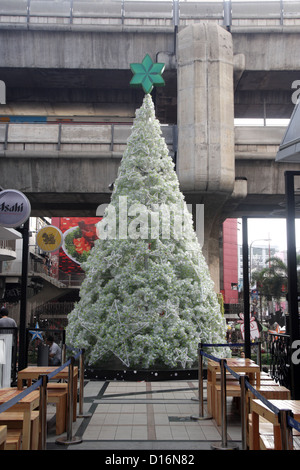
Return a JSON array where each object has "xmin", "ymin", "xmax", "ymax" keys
[
  {"xmin": 0, "ymin": 307, "xmax": 17, "ymax": 328},
  {"xmin": 0, "ymin": 307, "xmax": 17, "ymax": 381}
]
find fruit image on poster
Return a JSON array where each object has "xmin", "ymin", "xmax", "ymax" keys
[{"xmin": 58, "ymin": 218, "xmax": 101, "ymax": 269}]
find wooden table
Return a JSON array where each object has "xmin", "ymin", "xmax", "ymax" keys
[
  {"xmin": 17, "ymin": 365, "xmax": 78, "ymax": 421},
  {"xmin": 207, "ymin": 357, "xmax": 260, "ymax": 385},
  {"xmin": 0, "ymin": 388, "xmax": 39, "ymax": 450},
  {"xmin": 250, "ymin": 399, "xmax": 300, "ymax": 450},
  {"xmin": 0, "ymin": 425, "xmax": 7, "ymax": 450},
  {"xmin": 207, "ymin": 357, "xmax": 261, "ymax": 415}
]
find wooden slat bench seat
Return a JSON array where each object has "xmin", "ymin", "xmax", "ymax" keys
[
  {"xmin": 4, "ymin": 429, "xmax": 22, "ymax": 450},
  {"xmin": 207, "ymin": 380, "xmax": 240, "ymax": 415},
  {"xmin": 214, "ymin": 384, "xmax": 241, "ymax": 425},
  {"xmin": 47, "ymin": 388, "xmax": 67, "ymax": 435},
  {"xmin": 213, "ymin": 384, "xmax": 291, "ymax": 426},
  {"xmin": 47, "ymin": 382, "xmax": 76, "ymax": 422},
  {"xmin": 249, "ymin": 412, "xmax": 300, "ymax": 450},
  {"xmin": 0, "ymin": 411, "xmax": 40, "ymax": 450},
  {"xmin": 47, "ymin": 383, "xmax": 68, "ymax": 390},
  {"xmin": 248, "ymin": 414, "xmax": 276, "ymax": 449},
  {"xmin": 260, "ymin": 434, "xmax": 300, "ymax": 450},
  {"xmin": 259, "ymin": 380, "xmax": 279, "ymax": 386},
  {"xmin": 247, "ymin": 385, "xmax": 291, "ymax": 401}
]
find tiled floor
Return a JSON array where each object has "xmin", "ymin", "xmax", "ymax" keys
[{"xmin": 46, "ymin": 379, "xmax": 242, "ymax": 450}]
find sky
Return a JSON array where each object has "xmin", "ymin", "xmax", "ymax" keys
[{"xmin": 237, "ymin": 218, "xmax": 300, "ymax": 252}]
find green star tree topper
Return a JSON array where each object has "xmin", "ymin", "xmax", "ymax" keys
[
  {"xmin": 130, "ymin": 54, "xmax": 165, "ymax": 94},
  {"xmin": 66, "ymin": 55, "xmax": 227, "ymax": 368}
]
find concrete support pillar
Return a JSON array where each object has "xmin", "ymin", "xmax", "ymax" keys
[{"xmin": 177, "ymin": 23, "xmax": 235, "ymax": 289}]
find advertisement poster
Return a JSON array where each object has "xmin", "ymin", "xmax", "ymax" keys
[{"xmin": 52, "ymin": 217, "xmax": 101, "ymax": 274}]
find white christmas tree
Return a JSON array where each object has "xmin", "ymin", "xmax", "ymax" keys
[{"xmin": 66, "ymin": 59, "xmax": 227, "ymax": 369}]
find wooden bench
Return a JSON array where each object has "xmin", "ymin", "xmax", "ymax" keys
[
  {"xmin": 248, "ymin": 414, "xmax": 276, "ymax": 449},
  {"xmin": 259, "ymin": 380, "xmax": 279, "ymax": 386},
  {"xmin": 47, "ymin": 382, "xmax": 76, "ymax": 422},
  {"xmin": 4, "ymin": 429, "xmax": 22, "ymax": 450},
  {"xmin": 0, "ymin": 425, "xmax": 7, "ymax": 450},
  {"xmin": 0, "ymin": 411, "xmax": 40, "ymax": 450},
  {"xmin": 260, "ymin": 434, "xmax": 300, "ymax": 450},
  {"xmin": 249, "ymin": 413, "xmax": 300, "ymax": 450},
  {"xmin": 207, "ymin": 379, "xmax": 240, "ymax": 415},
  {"xmin": 47, "ymin": 382, "xmax": 68, "ymax": 389},
  {"xmin": 47, "ymin": 388, "xmax": 67, "ymax": 435},
  {"xmin": 214, "ymin": 384, "xmax": 241, "ymax": 425},
  {"xmin": 213, "ymin": 384, "xmax": 291, "ymax": 426},
  {"xmin": 247, "ymin": 385, "xmax": 291, "ymax": 401},
  {"xmin": 207, "ymin": 372, "xmax": 275, "ymax": 413}
]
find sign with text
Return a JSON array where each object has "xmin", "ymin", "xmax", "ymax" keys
[
  {"xmin": 36, "ymin": 225, "xmax": 63, "ymax": 253},
  {"xmin": 0, "ymin": 189, "xmax": 31, "ymax": 228}
]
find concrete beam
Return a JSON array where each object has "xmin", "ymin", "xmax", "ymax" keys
[{"xmin": 0, "ymin": 29, "xmax": 174, "ymax": 70}]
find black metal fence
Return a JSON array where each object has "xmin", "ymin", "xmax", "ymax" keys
[{"xmin": 268, "ymin": 331, "xmax": 291, "ymax": 389}]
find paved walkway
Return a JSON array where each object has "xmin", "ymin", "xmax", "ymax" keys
[{"xmin": 46, "ymin": 379, "xmax": 242, "ymax": 452}]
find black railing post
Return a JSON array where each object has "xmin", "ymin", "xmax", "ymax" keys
[
  {"xmin": 285, "ymin": 171, "xmax": 300, "ymax": 399},
  {"xmin": 191, "ymin": 345, "xmax": 212, "ymax": 421},
  {"xmin": 242, "ymin": 217, "xmax": 251, "ymax": 359},
  {"xmin": 19, "ymin": 218, "xmax": 30, "ymax": 371}
]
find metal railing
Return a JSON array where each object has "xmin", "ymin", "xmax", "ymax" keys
[
  {"xmin": 0, "ymin": 122, "xmax": 176, "ymax": 157},
  {"xmin": 268, "ymin": 331, "xmax": 291, "ymax": 389},
  {"xmin": 0, "ymin": 347, "xmax": 88, "ymax": 448},
  {"xmin": 29, "ymin": 256, "xmax": 84, "ymax": 288},
  {"xmin": 195, "ymin": 343, "xmax": 300, "ymax": 450},
  {"xmin": 0, "ymin": 1, "xmax": 299, "ymax": 30}
]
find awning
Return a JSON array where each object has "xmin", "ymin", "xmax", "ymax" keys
[
  {"xmin": 0, "ymin": 226, "xmax": 22, "ymax": 240},
  {"xmin": 276, "ymin": 101, "xmax": 300, "ymax": 163}
]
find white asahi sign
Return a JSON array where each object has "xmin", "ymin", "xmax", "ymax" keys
[{"xmin": 0, "ymin": 189, "xmax": 31, "ymax": 228}]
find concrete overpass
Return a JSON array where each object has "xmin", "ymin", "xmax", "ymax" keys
[
  {"xmin": 0, "ymin": 121, "xmax": 291, "ymax": 217},
  {"xmin": 1, "ymin": 0, "xmax": 300, "ymax": 286}
]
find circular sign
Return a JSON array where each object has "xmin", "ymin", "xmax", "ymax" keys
[
  {"xmin": 0, "ymin": 189, "xmax": 31, "ymax": 228},
  {"xmin": 36, "ymin": 225, "xmax": 63, "ymax": 253}
]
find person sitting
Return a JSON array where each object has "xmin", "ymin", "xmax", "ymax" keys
[{"xmin": 46, "ymin": 335, "xmax": 62, "ymax": 366}]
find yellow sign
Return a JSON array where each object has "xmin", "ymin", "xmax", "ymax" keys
[{"xmin": 36, "ymin": 225, "xmax": 63, "ymax": 253}]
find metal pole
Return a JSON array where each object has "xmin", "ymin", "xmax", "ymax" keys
[
  {"xmin": 279, "ymin": 409, "xmax": 293, "ymax": 450},
  {"xmin": 242, "ymin": 217, "xmax": 251, "ymax": 359},
  {"xmin": 223, "ymin": 0, "xmax": 232, "ymax": 31},
  {"xmin": 39, "ymin": 374, "xmax": 48, "ymax": 450},
  {"xmin": 211, "ymin": 360, "xmax": 239, "ymax": 450},
  {"xmin": 62, "ymin": 344, "xmax": 66, "ymax": 364},
  {"xmin": 66, "ymin": 358, "xmax": 74, "ymax": 440},
  {"xmin": 191, "ymin": 346, "xmax": 212, "ymax": 420},
  {"xmin": 77, "ymin": 349, "xmax": 91, "ymax": 418},
  {"xmin": 61, "ymin": 344, "xmax": 67, "ymax": 383},
  {"xmin": 191, "ymin": 344, "xmax": 201, "ymax": 402},
  {"xmin": 18, "ymin": 218, "xmax": 30, "ymax": 371},
  {"xmin": 257, "ymin": 341, "xmax": 261, "ymax": 370},
  {"xmin": 198, "ymin": 349, "xmax": 204, "ymax": 416},
  {"xmin": 56, "ymin": 357, "xmax": 82, "ymax": 445},
  {"xmin": 240, "ymin": 375, "xmax": 249, "ymax": 450},
  {"xmin": 220, "ymin": 359, "xmax": 227, "ymax": 447}
]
